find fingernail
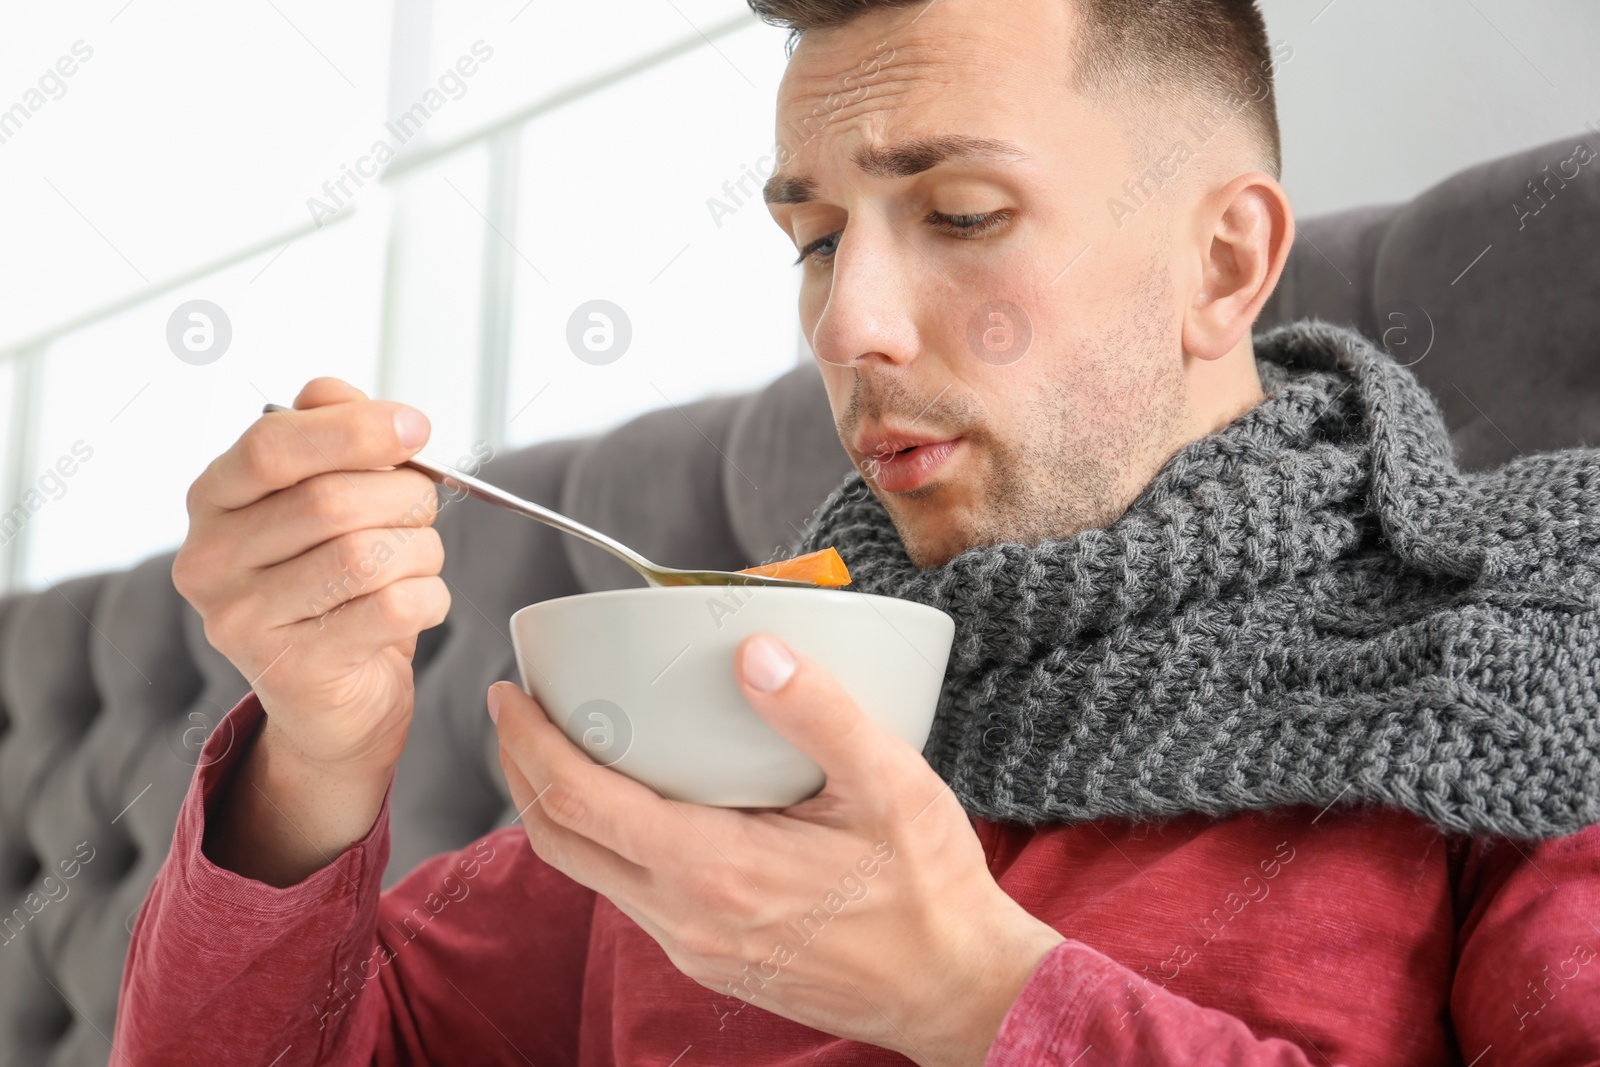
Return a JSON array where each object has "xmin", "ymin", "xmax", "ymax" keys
[
  {"xmin": 395, "ymin": 407, "xmax": 429, "ymax": 449},
  {"xmin": 743, "ymin": 635, "xmax": 796, "ymax": 693},
  {"xmin": 486, "ymin": 685, "xmax": 502, "ymax": 725}
]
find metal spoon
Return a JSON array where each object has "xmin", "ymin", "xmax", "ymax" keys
[{"xmin": 261, "ymin": 403, "xmax": 813, "ymax": 589}]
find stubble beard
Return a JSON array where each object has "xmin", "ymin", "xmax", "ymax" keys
[{"xmin": 838, "ymin": 260, "xmax": 1187, "ymax": 569}]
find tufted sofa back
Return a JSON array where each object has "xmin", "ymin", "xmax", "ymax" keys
[{"xmin": 1, "ymin": 131, "xmax": 1597, "ymax": 1067}]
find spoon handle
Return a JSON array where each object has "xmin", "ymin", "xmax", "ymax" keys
[{"xmin": 259, "ymin": 403, "xmax": 658, "ymax": 581}]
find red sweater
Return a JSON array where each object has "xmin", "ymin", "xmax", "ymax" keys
[{"xmin": 115, "ymin": 692, "xmax": 1600, "ymax": 1065}]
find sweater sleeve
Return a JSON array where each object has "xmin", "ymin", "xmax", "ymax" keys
[
  {"xmin": 1449, "ymin": 822, "xmax": 1600, "ymax": 1066},
  {"xmin": 113, "ymin": 691, "xmax": 596, "ymax": 1067},
  {"xmin": 983, "ymin": 823, "xmax": 1600, "ymax": 1067},
  {"xmin": 981, "ymin": 940, "xmax": 1338, "ymax": 1066}
]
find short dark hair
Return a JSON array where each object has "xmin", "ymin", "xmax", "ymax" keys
[{"xmin": 746, "ymin": 0, "xmax": 1283, "ymax": 177}]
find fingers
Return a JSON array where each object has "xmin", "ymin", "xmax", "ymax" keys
[
  {"xmin": 497, "ymin": 700, "xmax": 651, "ymax": 897},
  {"xmin": 220, "ymin": 468, "xmax": 439, "ymax": 571},
  {"xmin": 734, "ymin": 635, "xmax": 901, "ymax": 793},
  {"xmin": 195, "ymin": 568, "xmax": 450, "ymax": 689},
  {"xmin": 259, "ymin": 524, "xmax": 446, "ymax": 626},
  {"xmin": 192, "ymin": 395, "xmax": 431, "ymax": 516},
  {"xmin": 286, "ymin": 573, "xmax": 452, "ymax": 669},
  {"xmin": 490, "ymin": 681, "xmax": 684, "ymax": 873}
]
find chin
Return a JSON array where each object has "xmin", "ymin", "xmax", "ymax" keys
[
  {"xmin": 864, "ymin": 467, "xmax": 985, "ymax": 566},
  {"xmin": 880, "ymin": 499, "xmax": 979, "ymax": 569}
]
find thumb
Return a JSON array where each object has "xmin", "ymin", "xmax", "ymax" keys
[
  {"xmin": 292, "ymin": 376, "xmax": 369, "ymax": 409},
  {"xmin": 735, "ymin": 633, "xmax": 898, "ymax": 791}
]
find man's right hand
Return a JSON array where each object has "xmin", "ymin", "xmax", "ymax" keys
[{"xmin": 172, "ymin": 377, "xmax": 451, "ymax": 885}]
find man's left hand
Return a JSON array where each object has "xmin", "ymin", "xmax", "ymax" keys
[{"xmin": 489, "ymin": 633, "xmax": 1064, "ymax": 1067}]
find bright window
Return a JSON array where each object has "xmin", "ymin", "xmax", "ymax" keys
[
  {"xmin": 21, "ymin": 210, "xmax": 389, "ymax": 588},
  {"xmin": 0, "ymin": 4, "xmax": 800, "ymax": 592},
  {"xmin": 504, "ymin": 18, "xmax": 800, "ymax": 449}
]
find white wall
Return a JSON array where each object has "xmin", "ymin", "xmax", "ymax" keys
[{"xmin": 1258, "ymin": 0, "xmax": 1600, "ymax": 217}]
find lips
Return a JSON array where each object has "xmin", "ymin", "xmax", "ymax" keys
[
  {"xmin": 856, "ymin": 432, "xmax": 963, "ymax": 494},
  {"xmin": 857, "ymin": 428, "xmax": 953, "ymax": 460}
]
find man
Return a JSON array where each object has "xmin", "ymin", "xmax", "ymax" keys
[{"xmin": 116, "ymin": 0, "xmax": 1600, "ymax": 1063}]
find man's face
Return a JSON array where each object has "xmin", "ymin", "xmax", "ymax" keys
[{"xmin": 766, "ymin": 0, "xmax": 1207, "ymax": 567}]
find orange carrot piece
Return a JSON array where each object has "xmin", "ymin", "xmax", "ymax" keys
[{"xmin": 738, "ymin": 546, "xmax": 852, "ymax": 587}]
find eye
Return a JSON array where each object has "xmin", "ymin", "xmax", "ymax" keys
[
  {"xmin": 927, "ymin": 209, "xmax": 1012, "ymax": 237},
  {"xmin": 793, "ymin": 209, "xmax": 1013, "ymax": 266},
  {"xmin": 794, "ymin": 231, "xmax": 842, "ymax": 266}
]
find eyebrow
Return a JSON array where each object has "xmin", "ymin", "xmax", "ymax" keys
[{"xmin": 762, "ymin": 134, "xmax": 1028, "ymax": 205}]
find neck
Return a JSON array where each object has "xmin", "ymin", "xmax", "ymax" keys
[{"xmin": 1184, "ymin": 336, "xmax": 1266, "ymax": 440}]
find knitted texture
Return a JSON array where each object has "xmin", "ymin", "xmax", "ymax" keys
[{"xmin": 794, "ymin": 320, "xmax": 1600, "ymax": 839}]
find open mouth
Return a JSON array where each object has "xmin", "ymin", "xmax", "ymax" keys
[{"xmin": 865, "ymin": 439, "xmax": 962, "ymax": 493}]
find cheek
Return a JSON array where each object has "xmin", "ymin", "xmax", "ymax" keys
[
  {"xmin": 952, "ymin": 249, "xmax": 1057, "ymax": 350},
  {"xmin": 961, "ymin": 374, "xmax": 1029, "ymax": 451}
]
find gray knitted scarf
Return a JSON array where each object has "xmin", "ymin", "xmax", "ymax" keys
[{"xmin": 794, "ymin": 321, "xmax": 1600, "ymax": 840}]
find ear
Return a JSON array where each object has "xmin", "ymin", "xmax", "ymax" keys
[{"xmin": 1182, "ymin": 172, "xmax": 1294, "ymax": 362}]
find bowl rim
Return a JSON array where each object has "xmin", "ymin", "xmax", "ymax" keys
[{"xmin": 509, "ymin": 584, "xmax": 953, "ymax": 628}]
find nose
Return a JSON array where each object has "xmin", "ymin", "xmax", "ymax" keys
[{"xmin": 807, "ymin": 218, "xmax": 922, "ymax": 370}]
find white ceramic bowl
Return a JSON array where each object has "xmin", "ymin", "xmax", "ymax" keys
[{"xmin": 509, "ymin": 586, "xmax": 954, "ymax": 807}]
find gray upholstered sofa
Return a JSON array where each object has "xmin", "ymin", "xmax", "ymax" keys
[{"xmin": 1, "ymin": 132, "xmax": 1596, "ymax": 1067}]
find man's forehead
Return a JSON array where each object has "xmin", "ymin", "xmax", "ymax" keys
[
  {"xmin": 764, "ymin": 4, "xmax": 1065, "ymax": 203},
  {"xmin": 772, "ymin": 0, "xmax": 1069, "ymax": 107},
  {"xmin": 776, "ymin": 0, "xmax": 1065, "ymax": 90},
  {"xmin": 775, "ymin": 30, "xmax": 1013, "ymax": 134}
]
